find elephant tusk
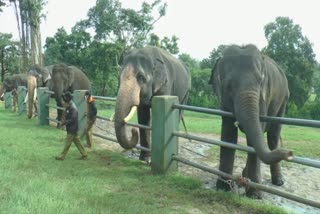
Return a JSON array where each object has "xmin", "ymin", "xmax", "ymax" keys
[
  {"xmin": 124, "ymin": 106, "xmax": 137, "ymax": 123},
  {"xmin": 33, "ymin": 87, "xmax": 37, "ymax": 102},
  {"xmin": 234, "ymin": 121, "xmax": 239, "ymax": 128},
  {"xmin": 109, "ymin": 112, "xmax": 115, "ymax": 122}
]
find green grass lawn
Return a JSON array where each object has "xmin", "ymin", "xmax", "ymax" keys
[{"xmin": 0, "ymin": 102, "xmax": 289, "ymax": 213}]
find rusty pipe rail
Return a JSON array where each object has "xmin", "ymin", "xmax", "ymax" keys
[
  {"xmin": 173, "ymin": 104, "xmax": 320, "ymax": 128},
  {"xmin": 173, "ymin": 155, "xmax": 320, "ymax": 209},
  {"xmin": 173, "ymin": 131, "xmax": 320, "ymax": 169}
]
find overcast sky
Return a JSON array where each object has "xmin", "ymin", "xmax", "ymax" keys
[{"xmin": 0, "ymin": 0, "xmax": 319, "ymax": 61}]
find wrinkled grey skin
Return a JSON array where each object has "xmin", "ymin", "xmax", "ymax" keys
[
  {"xmin": 114, "ymin": 46, "xmax": 191, "ymax": 161},
  {"xmin": 0, "ymin": 73, "xmax": 28, "ymax": 94},
  {"xmin": 27, "ymin": 65, "xmax": 54, "ymax": 118},
  {"xmin": 28, "ymin": 63, "xmax": 90, "ymax": 126},
  {"xmin": 51, "ymin": 64, "xmax": 90, "ymax": 127},
  {"xmin": 208, "ymin": 44, "xmax": 292, "ymax": 198}
]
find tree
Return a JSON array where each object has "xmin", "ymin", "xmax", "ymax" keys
[
  {"xmin": 263, "ymin": 17, "xmax": 316, "ymax": 108},
  {"xmin": 0, "ymin": 33, "xmax": 20, "ymax": 82},
  {"xmin": 8, "ymin": 0, "xmax": 45, "ymax": 72},
  {"xmin": 148, "ymin": 33, "xmax": 179, "ymax": 55},
  {"xmin": 86, "ymin": 0, "xmax": 167, "ymax": 54},
  {"xmin": 200, "ymin": 45, "xmax": 226, "ymax": 70},
  {"xmin": 179, "ymin": 53, "xmax": 217, "ymax": 107}
]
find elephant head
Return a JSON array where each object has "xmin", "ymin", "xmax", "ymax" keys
[
  {"xmin": 27, "ymin": 65, "xmax": 53, "ymax": 119},
  {"xmin": 114, "ymin": 46, "xmax": 191, "ymax": 151},
  {"xmin": 51, "ymin": 64, "xmax": 90, "ymax": 126},
  {"xmin": 209, "ymin": 44, "xmax": 292, "ymax": 164}
]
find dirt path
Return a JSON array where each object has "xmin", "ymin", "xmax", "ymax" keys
[{"xmin": 92, "ymin": 119, "xmax": 320, "ymax": 214}]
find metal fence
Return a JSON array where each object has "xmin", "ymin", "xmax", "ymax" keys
[{"xmin": 6, "ymin": 89, "xmax": 320, "ymax": 209}]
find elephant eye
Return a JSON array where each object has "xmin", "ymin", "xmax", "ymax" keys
[{"xmin": 137, "ymin": 73, "xmax": 146, "ymax": 83}]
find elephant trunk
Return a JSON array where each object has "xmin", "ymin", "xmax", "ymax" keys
[
  {"xmin": 236, "ymin": 90, "xmax": 293, "ymax": 164},
  {"xmin": 27, "ymin": 75, "xmax": 37, "ymax": 119},
  {"xmin": 114, "ymin": 65, "xmax": 141, "ymax": 149}
]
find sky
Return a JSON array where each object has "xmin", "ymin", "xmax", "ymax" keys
[{"xmin": 0, "ymin": 0, "xmax": 319, "ymax": 62}]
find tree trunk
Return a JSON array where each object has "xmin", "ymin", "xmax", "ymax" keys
[{"xmin": 19, "ymin": 0, "xmax": 28, "ymax": 73}]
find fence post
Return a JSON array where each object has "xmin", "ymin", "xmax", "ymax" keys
[
  {"xmin": 151, "ymin": 96, "xmax": 179, "ymax": 174},
  {"xmin": 4, "ymin": 92, "xmax": 12, "ymax": 109},
  {"xmin": 38, "ymin": 87, "xmax": 49, "ymax": 125},
  {"xmin": 73, "ymin": 90, "xmax": 87, "ymax": 136},
  {"xmin": 17, "ymin": 86, "xmax": 26, "ymax": 115}
]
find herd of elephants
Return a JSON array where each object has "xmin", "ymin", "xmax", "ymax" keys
[{"xmin": 0, "ymin": 44, "xmax": 294, "ymax": 199}]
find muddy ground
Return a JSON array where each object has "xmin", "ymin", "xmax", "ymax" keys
[{"xmin": 91, "ymin": 118, "xmax": 319, "ymax": 214}]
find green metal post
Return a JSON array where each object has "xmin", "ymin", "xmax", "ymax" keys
[
  {"xmin": 73, "ymin": 90, "xmax": 87, "ymax": 136},
  {"xmin": 38, "ymin": 87, "xmax": 50, "ymax": 125},
  {"xmin": 151, "ymin": 96, "xmax": 179, "ymax": 174},
  {"xmin": 4, "ymin": 92, "xmax": 12, "ymax": 109},
  {"xmin": 17, "ymin": 86, "xmax": 27, "ymax": 115}
]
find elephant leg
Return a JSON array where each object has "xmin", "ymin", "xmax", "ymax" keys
[
  {"xmin": 243, "ymin": 150, "xmax": 262, "ymax": 199},
  {"xmin": 267, "ymin": 105, "xmax": 286, "ymax": 186},
  {"xmin": 216, "ymin": 117, "xmax": 238, "ymax": 192},
  {"xmin": 243, "ymin": 123, "xmax": 265, "ymax": 199},
  {"xmin": 267, "ymin": 126, "xmax": 284, "ymax": 186},
  {"xmin": 138, "ymin": 105, "xmax": 151, "ymax": 162}
]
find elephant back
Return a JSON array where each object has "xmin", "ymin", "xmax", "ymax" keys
[
  {"xmin": 52, "ymin": 64, "xmax": 90, "ymax": 93},
  {"xmin": 68, "ymin": 66, "xmax": 91, "ymax": 91}
]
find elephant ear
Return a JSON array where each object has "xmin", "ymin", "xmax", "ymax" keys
[
  {"xmin": 208, "ymin": 58, "xmax": 222, "ymax": 99},
  {"xmin": 152, "ymin": 58, "xmax": 168, "ymax": 94},
  {"xmin": 42, "ymin": 67, "xmax": 52, "ymax": 83},
  {"xmin": 66, "ymin": 66, "xmax": 75, "ymax": 89}
]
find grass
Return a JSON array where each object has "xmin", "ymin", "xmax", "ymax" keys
[{"xmin": 0, "ymin": 102, "xmax": 289, "ymax": 213}]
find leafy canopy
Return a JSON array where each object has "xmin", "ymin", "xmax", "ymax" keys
[{"xmin": 263, "ymin": 17, "xmax": 316, "ymax": 108}]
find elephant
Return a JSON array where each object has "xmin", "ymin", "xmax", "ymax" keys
[
  {"xmin": 114, "ymin": 46, "xmax": 191, "ymax": 161},
  {"xmin": 27, "ymin": 65, "xmax": 54, "ymax": 118},
  {"xmin": 28, "ymin": 63, "xmax": 91, "ymax": 126},
  {"xmin": 0, "ymin": 74, "xmax": 28, "ymax": 111},
  {"xmin": 208, "ymin": 44, "xmax": 293, "ymax": 198}
]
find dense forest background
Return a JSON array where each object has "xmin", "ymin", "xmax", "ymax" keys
[{"xmin": 1, "ymin": 0, "xmax": 320, "ymax": 119}]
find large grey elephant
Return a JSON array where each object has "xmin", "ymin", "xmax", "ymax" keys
[
  {"xmin": 208, "ymin": 44, "xmax": 293, "ymax": 198},
  {"xmin": 28, "ymin": 63, "xmax": 90, "ymax": 126},
  {"xmin": 114, "ymin": 46, "xmax": 191, "ymax": 161},
  {"xmin": 27, "ymin": 65, "xmax": 54, "ymax": 118},
  {"xmin": 0, "ymin": 74, "xmax": 28, "ymax": 111}
]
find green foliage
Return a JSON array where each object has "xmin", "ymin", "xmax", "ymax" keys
[
  {"xmin": 148, "ymin": 33, "xmax": 179, "ymax": 54},
  {"xmin": 43, "ymin": 0, "xmax": 179, "ymax": 96},
  {"xmin": 86, "ymin": 0, "xmax": 167, "ymax": 51},
  {"xmin": 200, "ymin": 45, "xmax": 226, "ymax": 69},
  {"xmin": 179, "ymin": 53, "xmax": 218, "ymax": 108},
  {"xmin": 263, "ymin": 17, "xmax": 317, "ymax": 108},
  {"xmin": 0, "ymin": 33, "xmax": 21, "ymax": 81}
]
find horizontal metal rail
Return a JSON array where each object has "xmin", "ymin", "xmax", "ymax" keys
[
  {"xmin": 126, "ymin": 122, "xmax": 151, "ymax": 130},
  {"xmin": 173, "ymin": 155, "xmax": 320, "ymax": 209},
  {"xmin": 47, "ymin": 117, "xmax": 61, "ymax": 124},
  {"xmin": 92, "ymin": 133, "xmax": 150, "ymax": 152},
  {"xmin": 95, "ymin": 115, "xmax": 150, "ymax": 130},
  {"xmin": 46, "ymin": 104, "xmax": 65, "ymax": 111},
  {"xmin": 173, "ymin": 132, "xmax": 320, "ymax": 169},
  {"xmin": 93, "ymin": 96, "xmax": 117, "ymax": 102},
  {"xmin": 45, "ymin": 90, "xmax": 54, "ymax": 95},
  {"xmin": 173, "ymin": 104, "xmax": 320, "ymax": 128},
  {"xmin": 93, "ymin": 132, "xmax": 117, "ymax": 143},
  {"xmin": 96, "ymin": 115, "xmax": 113, "ymax": 122}
]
